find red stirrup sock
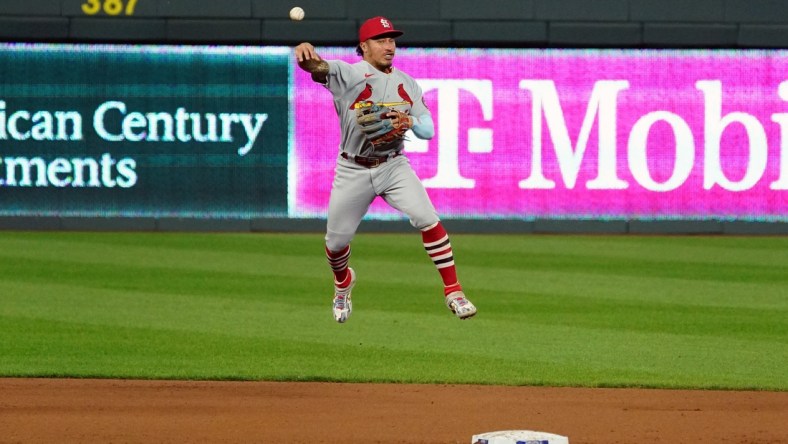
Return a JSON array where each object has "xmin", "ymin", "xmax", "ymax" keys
[
  {"xmin": 421, "ymin": 222, "xmax": 462, "ymax": 296},
  {"xmin": 326, "ymin": 245, "xmax": 351, "ymax": 287}
]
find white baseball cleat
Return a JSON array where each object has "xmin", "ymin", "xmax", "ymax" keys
[
  {"xmin": 445, "ymin": 291, "xmax": 477, "ymax": 320},
  {"xmin": 332, "ymin": 268, "xmax": 356, "ymax": 323}
]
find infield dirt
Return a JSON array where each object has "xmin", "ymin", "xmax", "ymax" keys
[{"xmin": 1, "ymin": 378, "xmax": 786, "ymax": 443}]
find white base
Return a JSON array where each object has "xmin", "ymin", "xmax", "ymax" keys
[{"xmin": 472, "ymin": 430, "xmax": 569, "ymax": 444}]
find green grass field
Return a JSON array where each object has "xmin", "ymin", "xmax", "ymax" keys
[{"xmin": 0, "ymin": 231, "xmax": 785, "ymax": 391}]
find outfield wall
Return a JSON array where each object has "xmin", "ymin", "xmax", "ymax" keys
[{"xmin": 0, "ymin": 43, "xmax": 785, "ymax": 233}]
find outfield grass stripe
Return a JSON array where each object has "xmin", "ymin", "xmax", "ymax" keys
[
  {"xmin": 0, "ymin": 232, "xmax": 785, "ymax": 390},
  {"xmin": 365, "ymin": 234, "xmax": 786, "ymax": 267},
  {"xmin": 465, "ymin": 252, "xmax": 786, "ymax": 284},
  {"xmin": 0, "ymin": 280, "xmax": 326, "ymax": 332},
  {"xmin": 0, "ymin": 231, "xmax": 324, "ymax": 254},
  {"xmin": 1, "ymin": 310, "xmax": 784, "ymax": 389},
  {"xmin": 451, "ymin": 235, "xmax": 787, "ymax": 267},
  {"xmin": 3, "ymin": 276, "xmax": 782, "ymax": 351},
  {"xmin": 0, "ymin": 239, "xmax": 324, "ymax": 277},
  {"xmin": 0, "ymin": 256, "xmax": 329, "ymax": 304},
  {"xmin": 356, "ymin": 257, "xmax": 786, "ymax": 310},
  {"xmin": 3, "ymin": 277, "xmax": 784, "ymax": 359}
]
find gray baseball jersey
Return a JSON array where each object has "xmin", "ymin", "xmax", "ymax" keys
[
  {"xmin": 324, "ymin": 59, "xmax": 430, "ymax": 158},
  {"xmin": 320, "ymin": 59, "xmax": 439, "ymax": 250}
]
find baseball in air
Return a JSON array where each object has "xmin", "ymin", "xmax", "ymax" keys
[{"xmin": 289, "ymin": 7, "xmax": 305, "ymax": 21}]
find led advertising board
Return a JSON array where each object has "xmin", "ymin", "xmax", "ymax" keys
[
  {"xmin": 0, "ymin": 44, "xmax": 289, "ymax": 218},
  {"xmin": 0, "ymin": 44, "xmax": 785, "ymax": 221},
  {"xmin": 294, "ymin": 48, "xmax": 787, "ymax": 221}
]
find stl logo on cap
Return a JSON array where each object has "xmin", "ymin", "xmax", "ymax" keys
[{"xmin": 358, "ymin": 16, "xmax": 403, "ymax": 42}]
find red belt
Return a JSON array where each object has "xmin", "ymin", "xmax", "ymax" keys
[{"xmin": 341, "ymin": 152, "xmax": 399, "ymax": 168}]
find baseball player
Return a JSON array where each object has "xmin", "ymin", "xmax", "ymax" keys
[{"xmin": 294, "ymin": 16, "xmax": 476, "ymax": 323}]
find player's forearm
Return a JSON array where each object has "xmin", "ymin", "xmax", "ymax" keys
[
  {"xmin": 298, "ymin": 58, "xmax": 329, "ymax": 83},
  {"xmin": 294, "ymin": 42, "xmax": 329, "ymax": 82},
  {"xmin": 299, "ymin": 58, "xmax": 328, "ymax": 75},
  {"xmin": 411, "ymin": 114, "xmax": 435, "ymax": 140}
]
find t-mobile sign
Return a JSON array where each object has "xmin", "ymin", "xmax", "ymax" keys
[{"xmin": 292, "ymin": 48, "xmax": 787, "ymax": 221}]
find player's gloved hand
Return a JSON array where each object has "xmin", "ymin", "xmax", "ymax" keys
[{"xmin": 355, "ymin": 102, "xmax": 412, "ymax": 147}]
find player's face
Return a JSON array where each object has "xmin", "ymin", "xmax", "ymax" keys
[{"xmin": 363, "ymin": 37, "xmax": 397, "ymax": 72}]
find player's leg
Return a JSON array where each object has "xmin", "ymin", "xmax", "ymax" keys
[
  {"xmin": 326, "ymin": 161, "xmax": 376, "ymax": 281},
  {"xmin": 325, "ymin": 159, "xmax": 376, "ymax": 322},
  {"xmin": 376, "ymin": 158, "xmax": 476, "ymax": 319},
  {"xmin": 420, "ymin": 221, "xmax": 460, "ymax": 295},
  {"xmin": 375, "ymin": 158, "xmax": 454, "ymax": 292},
  {"xmin": 421, "ymin": 221, "xmax": 477, "ymax": 319}
]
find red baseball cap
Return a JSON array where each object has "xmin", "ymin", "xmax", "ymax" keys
[{"xmin": 358, "ymin": 16, "xmax": 403, "ymax": 43}]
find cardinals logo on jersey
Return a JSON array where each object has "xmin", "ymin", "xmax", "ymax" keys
[
  {"xmin": 349, "ymin": 84, "xmax": 374, "ymax": 110},
  {"xmin": 397, "ymin": 84, "xmax": 413, "ymax": 106}
]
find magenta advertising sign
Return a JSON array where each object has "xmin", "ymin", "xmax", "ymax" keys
[{"xmin": 292, "ymin": 48, "xmax": 787, "ymax": 221}]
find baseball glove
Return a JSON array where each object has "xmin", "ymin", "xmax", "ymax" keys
[{"xmin": 355, "ymin": 102, "xmax": 412, "ymax": 147}]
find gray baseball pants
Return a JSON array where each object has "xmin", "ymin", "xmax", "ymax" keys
[{"xmin": 325, "ymin": 154, "xmax": 439, "ymax": 252}]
